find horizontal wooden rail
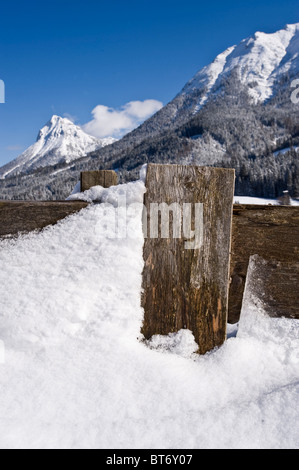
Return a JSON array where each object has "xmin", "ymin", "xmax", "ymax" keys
[{"xmin": 0, "ymin": 201, "xmax": 89, "ymax": 238}]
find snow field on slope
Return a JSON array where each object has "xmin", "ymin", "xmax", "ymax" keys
[{"xmin": 0, "ymin": 180, "xmax": 298, "ymax": 449}]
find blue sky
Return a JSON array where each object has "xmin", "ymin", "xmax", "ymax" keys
[{"xmin": 0, "ymin": 0, "xmax": 298, "ymax": 166}]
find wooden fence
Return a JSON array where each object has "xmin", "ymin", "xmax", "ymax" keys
[
  {"xmin": 0, "ymin": 167, "xmax": 298, "ymax": 354},
  {"xmin": 141, "ymin": 164, "xmax": 299, "ymax": 354},
  {"xmin": 0, "ymin": 171, "xmax": 117, "ymax": 238}
]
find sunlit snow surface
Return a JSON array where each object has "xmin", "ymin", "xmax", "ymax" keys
[{"xmin": 0, "ymin": 181, "xmax": 298, "ymax": 449}]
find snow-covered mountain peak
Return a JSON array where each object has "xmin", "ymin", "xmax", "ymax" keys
[
  {"xmin": 179, "ymin": 23, "xmax": 299, "ymax": 110},
  {"xmin": 0, "ymin": 116, "xmax": 116, "ymax": 179},
  {"xmin": 37, "ymin": 115, "xmax": 85, "ymax": 141},
  {"xmin": 284, "ymin": 22, "xmax": 299, "ymax": 33}
]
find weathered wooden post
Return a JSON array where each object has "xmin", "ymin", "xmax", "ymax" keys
[
  {"xmin": 80, "ymin": 170, "xmax": 118, "ymax": 192},
  {"xmin": 141, "ymin": 164, "xmax": 235, "ymax": 355}
]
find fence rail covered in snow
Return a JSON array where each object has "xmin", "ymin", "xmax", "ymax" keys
[{"xmin": 0, "ymin": 171, "xmax": 118, "ymax": 238}]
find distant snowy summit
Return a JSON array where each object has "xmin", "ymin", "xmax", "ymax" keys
[
  {"xmin": 0, "ymin": 115, "xmax": 116, "ymax": 179},
  {"xmin": 178, "ymin": 22, "xmax": 299, "ymax": 110}
]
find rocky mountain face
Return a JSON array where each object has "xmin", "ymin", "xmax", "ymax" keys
[{"xmin": 0, "ymin": 23, "xmax": 299, "ymax": 200}]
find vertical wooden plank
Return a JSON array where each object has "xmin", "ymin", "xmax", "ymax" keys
[
  {"xmin": 229, "ymin": 205, "xmax": 299, "ymax": 323},
  {"xmin": 240, "ymin": 254, "xmax": 299, "ymax": 319},
  {"xmin": 80, "ymin": 170, "xmax": 118, "ymax": 192},
  {"xmin": 141, "ymin": 164, "xmax": 235, "ymax": 355}
]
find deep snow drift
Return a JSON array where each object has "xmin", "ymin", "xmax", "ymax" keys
[{"xmin": 0, "ymin": 180, "xmax": 298, "ymax": 449}]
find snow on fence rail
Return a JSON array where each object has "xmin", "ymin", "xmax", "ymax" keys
[{"xmin": 0, "ymin": 171, "xmax": 118, "ymax": 238}]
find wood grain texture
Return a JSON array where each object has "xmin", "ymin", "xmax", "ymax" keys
[
  {"xmin": 80, "ymin": 170, "xmax": 118, "ymax": 192},
  {"xmin": 141, "ymin": 164, "xmax": 235, "ymax": 355},
  {"xmin": 242, "ymin": 254, "xmax": 299, "ymax": 319},
  {"xmin": 229, "ymin": 205, "xmax": 299, "ymax": 323},
  {"xmin": 0, "ymin": 201, "xmax": 89, "ymax": 238}
]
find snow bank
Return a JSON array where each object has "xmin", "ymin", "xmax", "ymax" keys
[
  {"xmin": 68, "ymin": 179, "xmax": 145, "ymax": 206},
  {"xmin": 0, "ymin": 180, "xmax": 298, "ymax": 449}
]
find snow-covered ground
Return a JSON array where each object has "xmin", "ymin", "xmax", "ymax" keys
[
  {"xmin": 234, "ymin": 195, "xmax": 299, "ymax": 206},
  {"xmin": 0, "ymin": 180, "xmax": 298, "ymax": 449}
]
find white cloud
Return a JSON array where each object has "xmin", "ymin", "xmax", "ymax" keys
[
  {"xmin": 82, "ymin": 99, "xmax": 163, "ymax": 139},
  {"xmin": 63, "ymin": 113, "xmax": 77, "ymax": 123}
]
